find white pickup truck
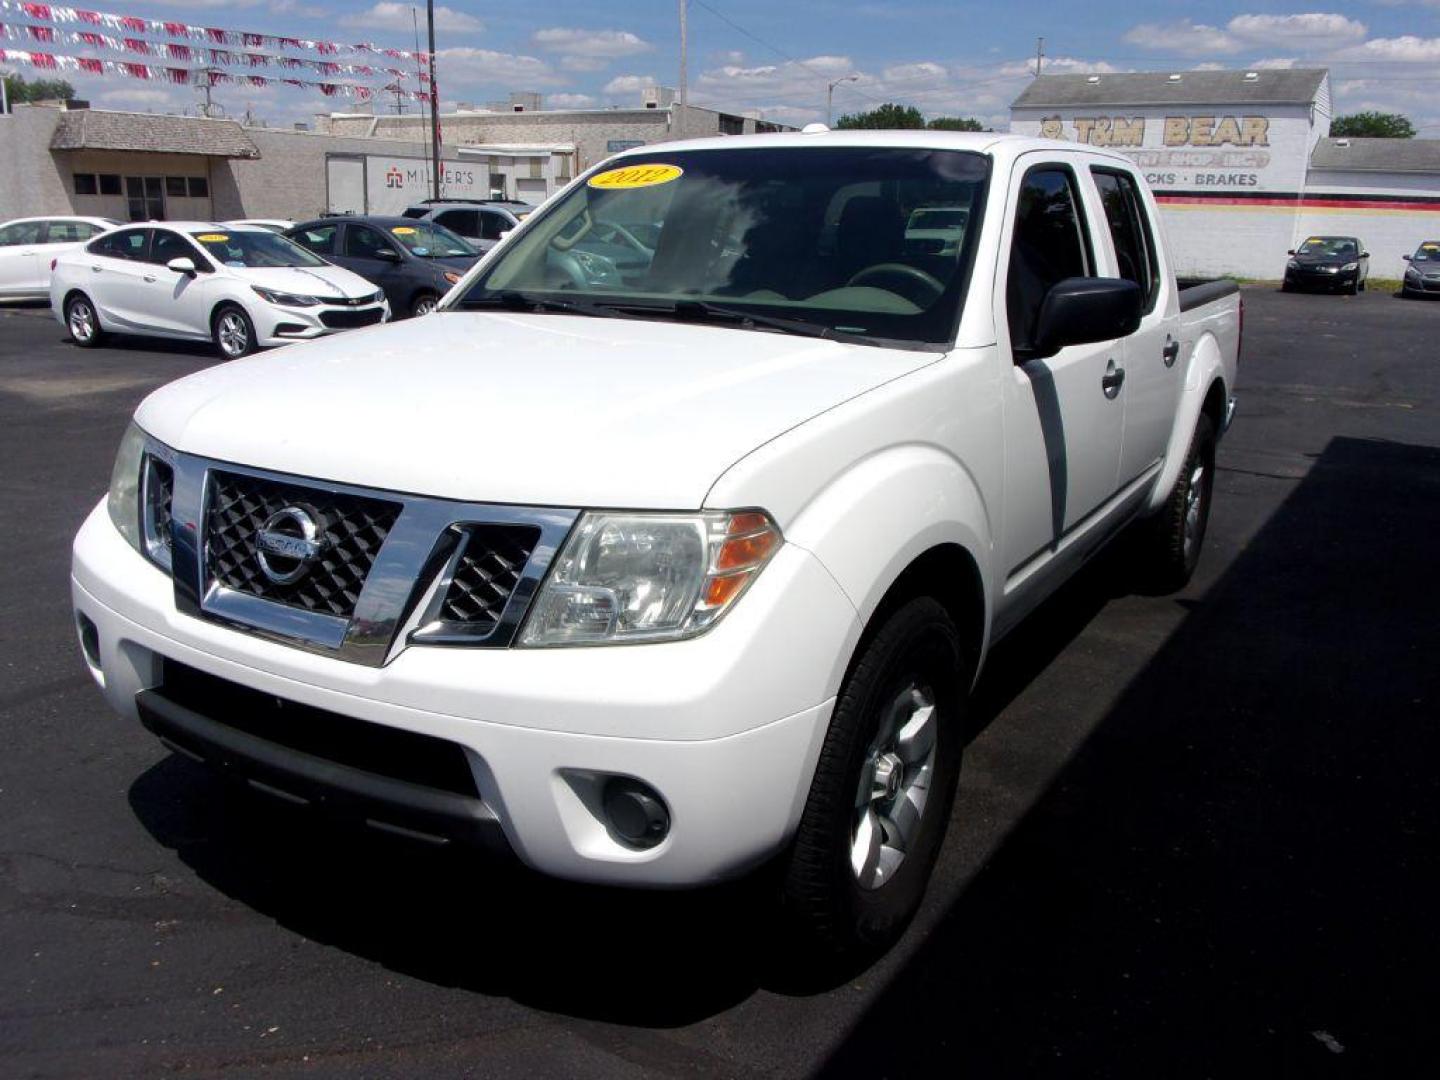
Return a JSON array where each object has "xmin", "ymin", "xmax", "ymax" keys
[{"xmin": 72, "ymin": 131, "xmax": 1239, "ymax": 964}]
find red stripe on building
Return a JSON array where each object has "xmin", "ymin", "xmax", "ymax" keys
[{"xmin": 1155, "ymin": 194, "xmax": 1440, "ymax": 212}]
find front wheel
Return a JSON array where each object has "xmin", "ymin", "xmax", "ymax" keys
[
  {"xmin": 1137, "ymin": 413, "xmax": 1216, "ymax": 593},
  {"xmin": 410, "ymin": 292, "xmax": 438, "ymax": 318},
  {"xmin": 66, "ymin": 294, "xmax": 104, "ymax": 348},
  {"xmin": 213, "ymin": 304, "xmax": 257, "ymax": 359},
  {"xmin": 779, "ymin": 596, "xmax": 967, "ymax": 968}
]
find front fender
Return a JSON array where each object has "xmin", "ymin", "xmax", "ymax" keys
[{"xmin": 782, "ymin": 444, "xmax": 995, "ymax": 662}]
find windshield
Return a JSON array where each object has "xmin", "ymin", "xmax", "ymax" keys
[
  {"xmin": 455, "ymin": 147, "xmax": 991, "ymax": 348},
  {"xmin": 1296, "ymin": 237, "xmax": 1357, "ymax": 258},
  {"xmin": 191, "ymin": 230, "xmax": 326, "ymax": 268},
  {"xmin": 1412, "ymin": 242, "xmax": 1440, "ymax": 262},
  {"xmin": 388, "ymin": 222, "xmax": 476, "ymax": 257}
]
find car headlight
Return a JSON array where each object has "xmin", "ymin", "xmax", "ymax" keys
[
  {"xmin": 1406, "ymin": 268, "xmax": 1421, "ymax": 280},
  {"xmin": 251, "ymin": 286, "xmax": 320, "ymax": 307},
  {"xmin": 443, "ymin": 271, "xmax": 463, "ymax": 285},
  {"xmin": 1341, "ymin": 261, "xmax": 1358, "ymax": 272},
  {"xmin": 519, "ymin": 510, "xmax": 781, "ymax": 646},
  {"xmin": 107, "ymin": 421, "xmax": 146, "ymax": 552},
  {"xmin": 1287, "ymin": 259, "xmax": 1298, "ymax": 270},
  {"xmin": 370, "ymin": 289, "xmax": 386, "ymax": 304}
]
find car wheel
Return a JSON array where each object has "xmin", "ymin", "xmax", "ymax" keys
[
  {"xmin": 779, "ymin": 595, "xmax": 967, "ymax": 969},
  {"xmin": 66, "ymin": 294, "xmax": 104, "ymax": 348},
  {"xmin": 1138, "ymin": 413, "xmax": 1216, "ymax": 593},
  {"xmin": 213, "ymin": 304, "xmax": 257, "ymax": 359},
  {"xmin": 410, "ymin": 292, "xmax": 438, "ymax": 318}
]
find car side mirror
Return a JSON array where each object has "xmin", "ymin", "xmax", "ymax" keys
[
  {"xmin": 1286, "ymin": 249, "xmax": 1296, "ymax": 256},
  {"xmin": 1028, "ymin": 277, "xmax": 1143, "ymax": 360},
  {"xmin": 1402, "ymin": 254, "xmax": 1412, "ymax": 261},
  {"xmin": 166, "ymin": 257, "xmax": 196, "ymax": 276},
  {"xmin": 374, "ymin": 247, "xmax": 401, "ymax": 262},
  {"xmin": 1360, "ymin": 252, "xmax": 1369, "ymax": 259}
]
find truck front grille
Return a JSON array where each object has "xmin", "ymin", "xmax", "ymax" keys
[
  {"xmin": 204, "ymin": 470, "xmax": 401, "ymax": 619},
  {"xmin": 438, "ymin": 524, "xmax": 542, "ymax": 629}
]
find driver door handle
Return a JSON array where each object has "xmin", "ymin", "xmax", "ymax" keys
[
  {"xmin": 1102, "ymin": 358, "xmax": 1125, "ymax": 399},
  {"xmin": 143, "ymin": 274, "xmax": 156, "ymax": 283},
  {"xmin": 1162, "ymin": 335, "xmax": 1180, "ymax": 367}
]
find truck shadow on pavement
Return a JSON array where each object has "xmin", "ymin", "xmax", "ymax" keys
[
  {"xmin": 815, "ymin": 435, "xmax": 1440, "ymax": 1077},
  {"xmin": 126, "ymin": 436, "xmax": 1440, "ymax": 1047}
]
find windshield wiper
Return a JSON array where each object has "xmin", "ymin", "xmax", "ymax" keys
[
  {"xmin": 459, "ymin": 290, "xmax": 620, "ymax": 317},
  {"xmin": 597, "ymin": 299, "xmax": 845, "ymax": 340}
]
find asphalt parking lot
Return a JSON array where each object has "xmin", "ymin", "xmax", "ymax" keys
[{"xmin": 2, "ymin": 287, "xmax": 1437, "ymax": 1078}]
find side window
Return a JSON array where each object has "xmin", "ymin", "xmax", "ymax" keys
[
  {"xmin": 1006, "ymin": 165, "xmax": 1094, "ymax": 355},
  {"xmin": 292, "ymin": 225, "xmax": 336, "ymax": 255},
  {"xmin": 90, "ymin": 229, "xmax": 150, "ymax": 260},
  {"xmin": 345, "ymin": 224, "xmax": 393, "ymax": 259},
  {"xmin": 0, "ymin": 221, "xmax": 43, "ymax": 246},
  {"xmin": 45, "ymin": 220, "xmax": 95, "ymax": 243},
  {"xmin": 478, "ymin": 211, "xmax": 507, "ymax": 241},
  {"xmin": 1092, "ymin": 168, "xmax": 1159, "ymax": 313},
  {"xmin": 149, "ymin": 230, "xmax": 195, "ymax": 266},
  {"xmin": 435, "ymin": 209, "xmax": 477, "ymax": 236}
]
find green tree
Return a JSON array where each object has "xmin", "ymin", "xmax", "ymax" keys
[
  {"xmin": 3, "ymin": 73, "xmax": 77, "ymax": 107},
  {"xmin": 835, "ymin": 103, "xmax": 925, "ymax": 130},
  {"xmin": 1331, "ymin": 111, "xmax": 1415, "ymax": 139},
  {"xmin": 927, "ymin": 116, "xmax": 987, "ymax": 131}
]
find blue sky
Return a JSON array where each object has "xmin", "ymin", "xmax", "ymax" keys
[{"xmin": 5, "ymin": 2, "xmax": 1439, "ymax": 133}]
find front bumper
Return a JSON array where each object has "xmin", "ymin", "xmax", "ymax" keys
[
  {"xmin": 1285, "ymin": 267, "xmax": 1356, "ymax": 290},
  {"xmin": 1404, "ymin": 274, "xmax": 1440, "ymax": 294},
  {"xmin": 254, "ymin": 300, "xmax": 390, "ymax": 345},
  {"xmin": 72, "ymin": 502, "xmax": 856, "ymax": 886}
]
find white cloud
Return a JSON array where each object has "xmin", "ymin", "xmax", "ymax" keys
[
  {"xmin": 1125, "ymin": 12, "xmax": 1369, "ymax": 56},
  {"xmin": 602, "ymin": 73, "xmax": 657, "ymax": 96},
  {"xmin": 1123, "ymin": 20, "xmax": 1244, "ymax": 56},
  {"xmin": 342, "ymin": 3, "xmax": 482, "ymax": 33},
  {"xmin": 97, "ymin": 88, "xmax": 181, "ymax": 107},
  {"xmin": 531, "ymin": 28, "xmax": 652, "ymax": 59},
  {"xmin": 560, "ymin": 56, "xmax": 609, "ymax": 73},
  {"xmin": 546, "ymin": 92, "xmax": 597, "ymax": 109},
  {"xmin": 1347, "ymin": 35, "xmax": 1440, "ymax": 62},
  {"xmin": 436, "ymin": 47, "xmax": 558, "ymax": 89},
  {"xmin": 1250, "ymin": 57, "xmax": 1299, "ymax": 69}
]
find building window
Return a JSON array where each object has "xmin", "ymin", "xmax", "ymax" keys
[
  {"xmin": 98, "ymin": 174, "xmax": 121, "ymax": 195},
  {"xmin": 126, "ymin": 176, "xmax": 164, "ymax": 221},
  {"xmin": 166, "ymin": 176, "xmax": 188, "ymax": 197},
  {"xmin": 74, "ymin": 173, "xmax": 99, "ymax": 196},
  {"xmin": 188, "ymin": 176, "xmax": 208, "ymax": 198},
  {"xmin": 719, "ymin": 114, "xmax": 744, "ymax": 136}
]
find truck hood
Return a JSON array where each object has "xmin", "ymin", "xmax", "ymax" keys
[{"xmin": 135, "ymin": 312, "xmax": 937, "ymax": 508}]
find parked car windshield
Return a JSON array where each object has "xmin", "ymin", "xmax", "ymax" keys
[
  {"xmin": 191, "ymin": 230, "xmax": 327, "ymax": 268},
  {"xmin": 387, "ymin": 222, "xmax": 476, "ymax": 257},
  {"xmin": 1296, "ymin": 237, "xmax": 1357, "ymax": 258},
  {"xmin": 1411, "ymin": 241, "xmax": 1440, "ymax": 262},
  {"xmin": 455, "ymin": 146, "xmax": 991, "ymax": 348}
]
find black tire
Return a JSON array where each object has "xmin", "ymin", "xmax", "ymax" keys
[
  {"xmin": 410, "ymin": 292, "xmax": 438, "ymax": 318},
  {"xmin": 212, "ymin": 304, "xmax": 257, "ymax": 359},
  {"xmin": 1138, "ymin": 413, "xmax": 1216, "ymax": 593},
  {"xmin": 65, "ymin": 293, "xmax": 104, "ymax": 348},
  {"xmin": 1280, "ymin": 280, "xmax": 1294, "ymax": 293},
  {"xmin": 779, "ymin": 595, "xmax": 967, "ymax": 969},
  {"xmin": 1348, "ymin": 278, "xmax": 1360, "ymax": 296}
]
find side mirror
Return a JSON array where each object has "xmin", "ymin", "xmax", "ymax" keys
[
  {"xmin": 374, "ymin": 247, "xmax": 401, "ymax": 262},
  {"xmin": 1402, "ymin": 254, "xmax": 1412, "ymax": 261},
  {"xmin": 167, "ymin": 257, "xmax": 196, "ymax": 276},
  {"xmin": 1029, "ymin": 277, "xmax": 1143, "ymax": 359},
  {"xmin": 498, "ymin": 230, "xmax": 513, "ymax": 241},
  {"xmin": 1286, "ymin": 249, "xmax": 1296, "ymax": 256},
  {"xmin": 1360, "ymin": 251, "xmax": 1369, "ymax": 259}
]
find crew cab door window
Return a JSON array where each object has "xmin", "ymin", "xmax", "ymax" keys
[
  {"xmin": 1006, "ymin": 167, "xmax": 1094, "ymax": 355},
  {"xmin": 1091, "ymin": 168, "xmax": 1159, "ymax": 313}
]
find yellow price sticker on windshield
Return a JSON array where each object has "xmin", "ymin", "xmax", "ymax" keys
[
  {"xmin": 1304, "ymin": 237, "xmax": 1324, "ymax": 245},
  {"xmin": 196, "ymin": 233, "xmax": 229, "ymax": 242},
  {"xmin": 1423, "ymin": 243, "xmax": 1440, "ymax": 251},
  {"xmin": 391, "ymin": 226, "xmax": 417, "ymax": 235},
  {"xmin": 588, "ymin": 164, "xmax": 683, "ymax": 190}
]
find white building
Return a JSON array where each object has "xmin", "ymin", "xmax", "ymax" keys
[{"xmin": 1010, "ymin": 69, "xmax": 1440, "ymax": 280}]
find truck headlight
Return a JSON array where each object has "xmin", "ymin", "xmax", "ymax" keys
[
  {"xmin": 519, "ymin": 510, "xmax": 781, "ymax": 646},
  {"xmin": 107, "ymin": 421, "xmax": 147, "ymax": 552},
  {"xmin": 252, "ymin": 286, "xmax": 320, "ymax": 307},
  {"xmin": 1341, "ymin": 261, "xmax": 1358, "ymax": 272}
]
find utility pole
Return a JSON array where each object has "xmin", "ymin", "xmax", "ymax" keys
[
  {"xmin": 427, "ymin": 0, "xmax": 441, "ymax": 199},
  {"xmin": 196, "ymin": 67, "xmax": 218, "ymax": 118},
  {"xmin": 1034, "ymin": 37, "xmax": 1045, "ymax": 77},
  {"xmin": 678, "ymin": 0, "xmax": 688, "ymax": 111},
  {"xmin": 827, "ymin": 73, "xmax": 858, "ymax": 126}
]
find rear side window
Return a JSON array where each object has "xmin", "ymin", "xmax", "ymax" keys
[
  {"xmin": 401, "ymin": 207, "xmax": 429, "ymax": 219},
  {"xmin": 1006, "ymin": 165, "xmax": 1094, "ymax": 354},
  {"xmin": 0, "ymin": 221, "xmax": 43, "ymax": 246},
  {"xmin": 89, "ymin": 229, "xmax": 149, "ymax": 260},
  {"xmin": 46, "ymin": 220, "xmax": 103, "ymax": 243},
  {"xmin": 478, "ymin": 210, "xmax": 508, "ymax": 240},
  {"xmin": 1092, "ymin": 168, "xmax": 1159, "ymax": 313},
  {"xmin": 292, "ymin": 224, "xmax": 337, "ymax": 255}
]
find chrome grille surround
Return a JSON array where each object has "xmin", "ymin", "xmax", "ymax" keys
[{"xmin": 129, "ymin": 438, "xmax": 578, "ymax": 666}]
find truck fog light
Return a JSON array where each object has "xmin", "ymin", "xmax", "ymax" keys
[
  {"xmin": 602, "ymin": 777, "xmax": 670, "ymax": 848},
  {"xmin": 77, "ymin": 612, "xmax": 100, "ymax": 669}
]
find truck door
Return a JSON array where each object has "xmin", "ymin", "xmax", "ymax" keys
[
  {"xmin": 998, "ymin": 159, "xmax": 1125, "ymax": 583},
  {"xmin": 1091, "ymin": 166, "xmax": 1178, "ymax": 486}
]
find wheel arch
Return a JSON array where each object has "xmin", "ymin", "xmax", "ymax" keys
[{"xmin": 1146, "ymin": 328, "xmax": 1228, "ymax": 514}]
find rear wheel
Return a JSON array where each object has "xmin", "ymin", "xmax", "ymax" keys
[
  {"xmin": 66, "ymin": 294, "xmax": 104, "ymax": 348},
  {"xmin": 213, "ymin": 305, "xmax": 256, "ymax": 359},
  {"xmin": 1138, "ymin": 413, "xmax": 1216, "ymax": 593},
  {"xmin": 779, "ymin": 596, "xmax": 967, "ymax": 969}
]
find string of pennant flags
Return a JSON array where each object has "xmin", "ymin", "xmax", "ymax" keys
[
  {"xmin": 0, "ymin": 22, "xmax": 424, "ymax": 80},
  {"xmin": 0, "ymin": 47, "xmax": 432, "ymax": 100},
  {"xmin": 0, "ymin": 1, "xmax": 430, "ymax": 63}
]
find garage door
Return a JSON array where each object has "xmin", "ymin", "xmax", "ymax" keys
[
  {"xmin": 328, "ymin": 157, "xmax": 366, "ymax": 215},
  {"xmin": 516, "ymin": 178, "xmax": 548, "ymax": 205}
]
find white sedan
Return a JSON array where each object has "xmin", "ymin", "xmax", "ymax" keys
[
  {"xmin": 0, "ymin": 216, "xmax": 120, "ymax": 301},
  {"xmin": 50, "ymin": 222, "xmax": 389, "ymax": 359},
  {"xmin": 224, "ymin": 219, "xmax": 296, "ymax": 234}
]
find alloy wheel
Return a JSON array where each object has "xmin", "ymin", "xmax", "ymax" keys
[{"xmin": 851, "ymin": 681, "xmax": 938, "ymax": 890}]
